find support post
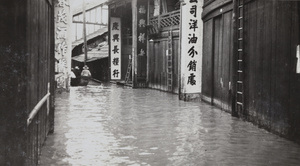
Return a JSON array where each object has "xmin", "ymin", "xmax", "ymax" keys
[
  {"xmin": 132, "ymin": 0, "xmax": 138, "ymax": 88},
  {"xmin": 83, "ymin": 0, "xmax": 88, "ymax": 66}
]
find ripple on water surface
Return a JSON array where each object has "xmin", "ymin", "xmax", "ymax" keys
[{"xmin": 39, "ymin": 84, "xmax": 300, "ymax": 166}]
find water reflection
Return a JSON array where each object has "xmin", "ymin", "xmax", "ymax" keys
[{"xmin": 39, "ymin": 84, "xmax": 300, "ymax": 166}]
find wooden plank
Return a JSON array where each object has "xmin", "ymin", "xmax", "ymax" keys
[
  {"xmin": 72, "ymin": 21, "xmax": 108, "ymax": 26},
  {"xmin": 49, "ymin": 0, "xmax": 55, "ymax": 133},
  {"xmin": 202, "ymin": 19, "xmax": 213, "ymax": 100},
  {"xmin": 261, "ymin": 0, "xmax": 272, "ymax": 126},
  {"xmin": 38, "ymin": 0, "xmax": 42, "ymax": 154},
  {"xmin": 148, "ymin": 36, "xmax": 180, "ymax": 92},
  {"xmin": 269, "ymin": 0, "xmax": 277, "ymax": 130},
  {"xmin": 255, "ymin": 0, "xmax": 264, "ymax": 124},
  {"xmin": 221, "ymin": 11, "xmax": 232, "ymax": 112},
  {"xmin": 155, "ymin": 41, "xmax": 159, "ymax": 89},
  {"xmin": 202, "ymin": 2, "xmax": 233, "ymax": 22},
  {"xmin": 173, "ymin": 38, "xmax": 179, "ymax": 93},
  {"xmin": 160, "ymin": 41, "xmax": 164, "ymax": 91},
  {"xmin": 289, "ymin": 1, "xmax": 300, "ymax": 139},
  {"xmin": 202, "ymin": 0, "xmax": 232, "ymax": 19},
  {"xmin": 272, "ymin": 1, "xmax": 291, "ymax": 132},
  {"xmin": 33, "ymin": 0, "xmax": 39, "ymax": 109},
  {"xmin": 213, "ymin": 16, "xmax": 221, "ymax": 102},
  {"xmin": 148, "ymin": 42, "xmax": 153, "ymax": 87},
  {"xmin": 244, "ymin": 0, "xmax": 257, "ymax": 120}
]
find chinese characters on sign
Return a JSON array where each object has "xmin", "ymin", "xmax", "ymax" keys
[
  {"xmin": 181, "ymin": 0, "xmax": 202, "ymax": 93},
  {"xmin": 137, "ymin": 0, "xmax": 148, "ymax": 78},
  {"xmin": 110, "ymin": 17, "xmax": 121, "ymax": 80},
  {"xmin": 187, "ymin": 0, "xmax": 199, "ymax": 86},
  {"xmin": 55, "ymin": 0, "xmax": 71, "ymax": 89}
]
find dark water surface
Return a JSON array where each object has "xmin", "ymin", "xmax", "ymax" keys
[{"xmin": 39, "ymin": 83, "xmax": 300, "ymax": 166}]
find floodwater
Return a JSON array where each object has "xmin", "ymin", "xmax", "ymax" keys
[{"xmin": 39, "ymin": 83, "xmax": 300, "ymax": 166}]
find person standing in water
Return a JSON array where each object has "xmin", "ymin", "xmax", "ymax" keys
[{"xmin": 80, "ymin": 65, "xmax": 91, "ymax": 85}]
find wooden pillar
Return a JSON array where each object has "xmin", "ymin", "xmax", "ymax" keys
[
  {"xmin": 100, "ymin": 6, "xmax": 103, "ymax": 25},
  {"xmin": 132, "ymin": 0, "xmax": 138, "ymax": 88},
  {"xmin": 49, "ymin": 0, "xmax": 55, "ymax": 133},
  {"xmin": 83, "ymin": 1, "xmax": 88, "ymax": 66},
  {"xmin": 146, "ymin": 0, "xmax": 150, "ymax": 83}
]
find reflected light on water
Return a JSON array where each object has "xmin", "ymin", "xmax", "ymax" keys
[{"xmin": 40, "ymin": 84, "xmax": 300, "ymax": 166}]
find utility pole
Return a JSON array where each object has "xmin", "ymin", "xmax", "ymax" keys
[{"xmin": 83, "ymin": 0, "xmax": 87, "ymax": 65}]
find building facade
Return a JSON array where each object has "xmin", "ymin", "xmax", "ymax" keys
[
  {"xmin": 202, "ymin": 0, "xmax": 234, "ymax": 111},
  {"xmin": 202, "ymin": 0, "xmax": 300, "ymax": 143},
  {"xmin": 107, "ymin": 0, "xmax": 204, "ymax": 99}
]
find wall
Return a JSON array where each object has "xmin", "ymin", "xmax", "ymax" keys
[
  {"xmin": 0, "ymin": 0, "xmax": 54, "ymax": 165},
  {"xmin": 148, "ymin": 33, "xmax": 180, "ymax": 93},
  {"xmin": 243, "ymin": 0, "xmax": 300, "ymax": 142},
  {"xmin": 0, "ymin": 1, "xmax": 28, "ymax": 164},
  {"xmin": 202, "ymin": 0, "xmax": 234, "ymax": 112}
]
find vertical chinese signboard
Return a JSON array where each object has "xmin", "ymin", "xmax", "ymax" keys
[
  {"xmin": 137, "ymin": 0, "xmax": 147, "ymax": 79},
  {"xmin": 55, "ymin": 0, "xmax": 71, "ymax": 89},
  {"xmin": 110, "ymin": 17, "xmax": 121, "ymax": 80},
  {"xmin": 180, "ymin": 0, "xmax": 203, "ymax": 98}
]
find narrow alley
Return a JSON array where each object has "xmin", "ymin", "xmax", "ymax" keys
[{"xmin": 39, "ymin": 84, "xmax": 300, "ymax": 166}]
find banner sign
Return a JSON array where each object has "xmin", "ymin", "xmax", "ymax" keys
[
  {"xmin": 55, "ymin": 0, "xmax": 71, "ymax": 89},
  {"xmin": 181, "ymin": 0, "xmax": 203, "ymax": 93},
  {"xmin": 110, "ymin": 17, "xmax": 122, "ymax": 80},
  {"xmin": 137, "ymin": 0, "xmax": 148, "ymax": 78}
]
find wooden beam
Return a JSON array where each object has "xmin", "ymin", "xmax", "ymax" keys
[
  {"xmin": 72, "ymin": 21, "xmax": 108, "ymax": 26},
  {"xmin": 202, "ymin": 0, "xmax": 232, "ymax": 19}
]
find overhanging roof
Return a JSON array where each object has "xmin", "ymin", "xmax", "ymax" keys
[
  {"xmin": 72, "ymin": 45, "xmax": 108, "ymax": 62},
  {"xmin": 72, "ymin": 27, "xmax": 108, "ymax": 49}
]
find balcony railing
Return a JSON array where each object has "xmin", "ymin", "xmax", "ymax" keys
[{"xmin": 148, "ymin": 10, "xmax": 180, "ymax": 35}]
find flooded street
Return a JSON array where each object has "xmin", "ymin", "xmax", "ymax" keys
[{"xmin": 39, "ymin": 83, "xmax": 300, "ymax": 166}]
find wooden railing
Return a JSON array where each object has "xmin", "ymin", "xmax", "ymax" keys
[
  {"xmin": 27, "ymin": 93, "xmax": 50, "ymax": 126},
  {"xmin": 27, "ymin": 83, "xmax": 51, "ymax": 165},
  {"xmin": 148, "ymin": 10, "xmax": 180, "ymax": 34}
]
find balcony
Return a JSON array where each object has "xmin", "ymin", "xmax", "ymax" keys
[{"xmin": 148, "ymin": 10, "xmax": 180, "ymax": 35}]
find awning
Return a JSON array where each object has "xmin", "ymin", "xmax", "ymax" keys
[
  {"xmin": 72, "ymin": 45, "xmax": 108, "ymax": 62},
  {"xmin": 72, "ymin": 27, "xmax": 108, "ymax": 49}
]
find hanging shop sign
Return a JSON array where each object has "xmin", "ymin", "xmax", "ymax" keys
[
  {"xmin": 137, "ymin": 0, "xmax": 148, "ymax": 78},
  {"xmin": 110, "ymin": 17, "xmax": 122, "ymax": 80},
  {"xmin": 181, "ymin": 0, "xmax": 203, "ymax": 93},
  {"xmin": 54, "ymin": 0, "xmax": 71, "ymax": 89}
]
